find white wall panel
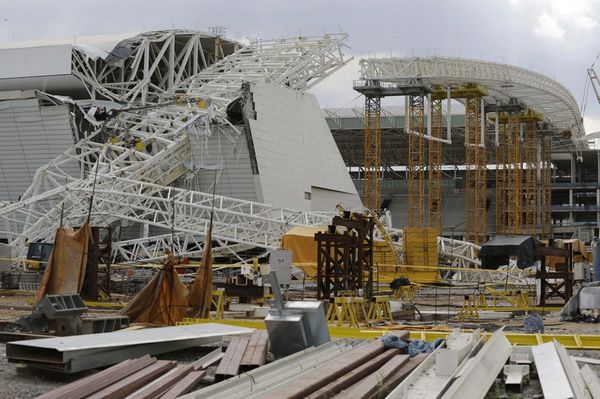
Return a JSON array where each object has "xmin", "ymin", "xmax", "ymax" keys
[
  {"xmin": 186, "ymin": 126, "xmax": 258, "ymax": 202},
  {"xmin": 310, "ymin": 186, "xmax": 363, "ymax": 212},
  {"xmin": 0, "ymin": 45, "xmax": 72, "ymax": 79},
  {"xmin": 0, "ymin": 97, "xmax": 78, "ymax": 202},
  {"xmin": 249, "ymin": 83, "xmax": 361, "ymax": 211}
]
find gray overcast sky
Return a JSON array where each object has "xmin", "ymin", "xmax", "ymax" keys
[{"xmin": 2, "ymin": 0, "xmax": 600, "ymax": 133}]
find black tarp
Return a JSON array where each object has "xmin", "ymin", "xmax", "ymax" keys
[{"xmin": 478, "ymin": 235, "xmax": 536, "ymax": 269}]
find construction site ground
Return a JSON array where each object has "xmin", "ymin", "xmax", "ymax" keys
[{"xmin": 1, "ymin": 287, "xmax": 599, "ymax": 398}]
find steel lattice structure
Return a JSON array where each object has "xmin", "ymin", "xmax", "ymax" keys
[
  {"xmin": 464, "ymin": 95, "xmax": 487, "ymax": 244},
  {"xmin": 363, "ymin": 96, "xmax": 381, "ymax": 210},
  {"xmin": 0, "ymin": 33, "xmax": 491, "ymax": 279},
  {"xmin": 359, "ymin": 56, "xmax": 587, "ymax": 151},
  {"xmin": 428, "ymin": 98, "xmax": 443, "ymax": 230},
  {"xmin": 0, "ymin": 33, "xmax": 352, "ymax": 261},
  {"xmin": 407, "ymin": 95, "xmax": 426, "ymax": 227}
]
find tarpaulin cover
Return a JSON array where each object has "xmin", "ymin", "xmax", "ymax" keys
[
  {"xmin": 120, "ymin": 250, "xmax": 189, "ymax": 325},
  {"xmin": 478, "ymin": 235, "xmax": 535, "ymax": 269},
  {"xmin": 188, "ymin": 226, "xmax": 213, "ymax": 318},
  {"xmin": 34, "ymin": 223, "xmax": 91, "ymax": 303}
]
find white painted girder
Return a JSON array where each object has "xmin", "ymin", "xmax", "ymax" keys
[
  {"xmin": 0, "ymin": 32, "xmax": 489, "ymax": 273},
  {"xmin": 0, "ymin": 33, "xmax": 354, "ymax": 262}
]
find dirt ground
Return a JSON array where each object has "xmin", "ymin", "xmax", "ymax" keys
[{"xmin": 1, "ymin": 288, "xmax": 600, "ymax": 398}]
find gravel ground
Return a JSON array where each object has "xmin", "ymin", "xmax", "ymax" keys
[
  {"xmin": 0, "ymin": 343, "xmax": 227, "ymax": 399},
  {"xmin": 0, "ymin": 289, "xmax": 599, "ymax": 398},
  {"xmin": 0, "ymin": 344, "xmax": 71, "ymax": 399}
]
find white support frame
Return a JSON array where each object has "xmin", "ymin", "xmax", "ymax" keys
[{"xmin": 359, "ymin": 56, "xmax": 587, "ymax": 151}]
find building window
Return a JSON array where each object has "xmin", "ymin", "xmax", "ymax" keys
[{"xmin": 304, "ymin": 192, "xmax": 311, "ymax": 200}]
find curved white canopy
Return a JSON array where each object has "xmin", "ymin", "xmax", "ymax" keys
[{"xmin": 359, "ymin": 56, "xmax": 586, "ymax": 150}]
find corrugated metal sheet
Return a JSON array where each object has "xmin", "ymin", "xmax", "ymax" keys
[
  {"xmin": 0, "ymin": 97, "xmax": 79, "ymax": 202},
  {"xmin": 248, "ymin": 83, "xmax": 361, "ymax": 211},
  {"xmin": 187, "ymin": 127, "xmax": 258, "ymax": 202}
]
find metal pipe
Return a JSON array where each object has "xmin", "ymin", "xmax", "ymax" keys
[{"xmin": 447, "ymin": 86, "xmax": 452, "ymax": 142}]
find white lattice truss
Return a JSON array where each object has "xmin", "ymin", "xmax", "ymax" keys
[
  {"xmin": 0, "ymin": 32, "xmax": 495, "ymax": 280},
  {"xmin": 359, "ymin": 56, "xmax": 587, "ymax": 151}
]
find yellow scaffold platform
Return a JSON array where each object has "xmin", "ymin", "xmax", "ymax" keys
[{"xmin": 177, "ymin": 318, "xmax": 600, "ymax": 350}]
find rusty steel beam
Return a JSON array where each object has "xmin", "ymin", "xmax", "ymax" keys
[
  {"xmin": 128, "ymin": 364, "xmax": 194, "ymax": 399},
  {"xmin": 240, "ymin": 330, "xmax": 269, "ymax": 371},
  {"xmin": 305, "ymin": 349, "xmax": 402, "ymax": 399},
  {"xmin": 215, "ymin": 336, "xmax": 250, "ymax": 381},
  {"xmin": 332, "ymin": 354, "xmax": 409, "ymax": 399},
  {"xmin": 86, "ymin": 360, "xmax": 176, "ymax": 399},
  {"xmin": 255, "ymin": 340, "xmax": 387, "ymax": 399},
  {"xmin": 37, "ymin": 355, "xmax": 157, "ymax": 399},
  {"xmin": 162, "ymin": 370, "xmax": 206, "ymax": 399}
]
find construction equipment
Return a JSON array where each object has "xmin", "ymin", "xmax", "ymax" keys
[{"xmin": 24, "ymin": 242, "xmax": 53, "ymax": 271}]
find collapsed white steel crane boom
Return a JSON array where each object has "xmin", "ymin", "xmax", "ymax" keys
[{"xmin": 0, "ymin": 32, "xmax": 485, "ymax": 274}]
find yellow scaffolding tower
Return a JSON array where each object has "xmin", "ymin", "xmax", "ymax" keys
[
  {"xmin": 495, "ymin": 120, "xmax": 508, "ymax": 234},
  {"xmin": 541, "ymin": 135, "xmax": 553, "ymax": 238},
  {"xmin": 428, "ymin": 98, "xmax": 443, "ymax": 230},
  {"xmin": 407, "ymin": 95, "xmax": 425, "ymax": 228},
  {"xmin": 464, "ymin": 95, "xmax": 487, "ymax": 244},
  {"xmin": 506, "ymin": 113, "xmax": 522, "ymax": 235},
  {"xmin": 522, "ymin": 114, "xmax": 540, "ymax": 235},
  {"xmin": 363, "ymin": 96, "xmax": 382, "ymax": 210}
]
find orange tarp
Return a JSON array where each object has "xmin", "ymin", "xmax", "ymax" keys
[
  {"xmin": 188, "ymin": 226, "xmax": 213, "ymax": 318},
  {"xmin": 34, "ymin": 223, "xmax": 91, "ymax": 303},
  {"xmin": 120, "ymin": 250, "xmax": 189, "ymax": 325}
]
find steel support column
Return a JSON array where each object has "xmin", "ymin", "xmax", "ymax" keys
[
  {"xmin": 506, "ymin": 114, "xmax": 522, "ymax": 235},
  {"xmin": 541, "ymin": 136, "xmax": 553, "ymax": 238},
  {"xmin": 496, "ymin": 121, "xmax": 508, "ymax": 234},
  {"xmin": 464, "ymin": 96, "xmax": 487, "ymax": 244},
  {"xmin": 363, "ymin": 96, "xmax": 381, "ymax": 211},
  {"xmin": 524, "ymin": 119, "xmax": 538, "ymax": 235},
  {"xmin": 407, "ymin": 95, "xmax": 426, "ymax": 228},
  {"xmin": 428, "ymin": 98, "xmax": 443, "ymax": 230}
]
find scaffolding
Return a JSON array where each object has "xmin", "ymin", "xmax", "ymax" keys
[
  {"xmin": 464, "ymin": 95, "xmax": 487, "ymax": 244},
  {"xmin": 363, "ymin": 96, "xmax": 382, "ymax": 211},
  {"xmin": 407, "ymin": 95, "xmax": 426, "ymax": 228},
  {"xmin": 495, "ymin": 120, "xmax": 508, "ymax": 234},
  {"xmin": 523, "ymin": 114, "xmax": 540, "ymax": 235},
  {"xmin": 541, "ymin": 135, "xmax": 553, "ymax": 238},
  {"xmin": 506, "ymin": 114, "xmax": 522, "ymax": 235},
  {"xmin": 428, "ymin": 98, "xmax": 443, "ymax": 231}
]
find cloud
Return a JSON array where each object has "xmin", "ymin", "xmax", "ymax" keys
[
  {"xmin": 534, "ymin": 13, "xmax": 565, "ymax": 39},
  {"xmin": 519, "ymin": 0, "xmax": 598, "ymax": 40}
]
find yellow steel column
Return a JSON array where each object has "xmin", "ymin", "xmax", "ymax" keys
[
  {"xmin": 428, "ymin": 98, "xmax": 443, "ymax": 230},
  {"xmin": 407, "ymin": 95, "xmax": 425, "ymax": 227},
  {"xmin": 523, "ymin": 114, "xmax": 539, "ymax": 235},
  {"xmin": 506, "ymin": 114, "xmax": 522, "ymax": 235},
  {"xmin": 541, "ymin": 136, "xmax": 553, "ymax": 238},
  {"xmin": 363, "ymin": 96, "xmax": 382, "ymax": 211},
  {"xmin": 496, "ymin": 119, "xmax": 507, "ymax": 234},
  {"xmin": 465, "ymin": 95, "xmax": 487, "ymax": 244}
]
